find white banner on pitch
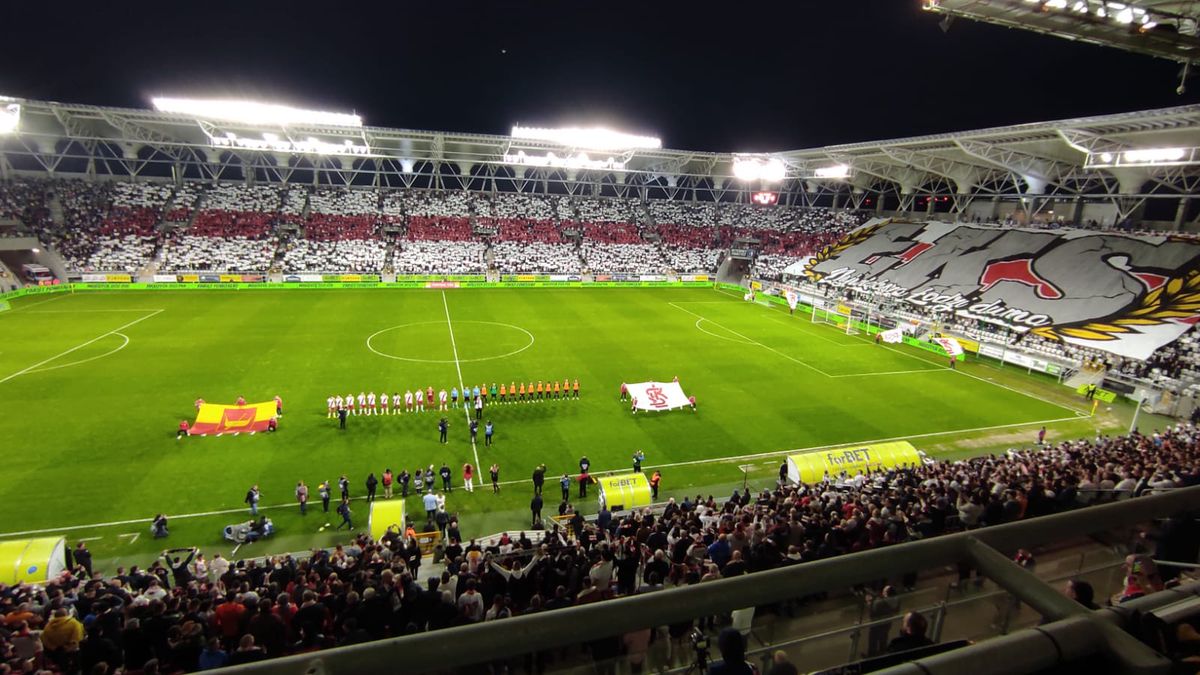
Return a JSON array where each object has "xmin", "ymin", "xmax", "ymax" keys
[
  {"xmin": 932, "ymin": 337, "xmax": 963, "ymax": 357},
  {"xmin": 627, "ymin": 381, "xmax": 691, "ymax": 412},
  {"xmin": 880, "ymin": 327, "xmax": 904, "ymax": 344}
]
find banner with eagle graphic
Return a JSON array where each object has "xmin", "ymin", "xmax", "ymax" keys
[{"xmin": 804, "ymin": 219, "xmax": 1200, "ymax": 359}]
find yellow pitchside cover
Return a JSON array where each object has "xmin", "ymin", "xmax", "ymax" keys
[
  {"xmin": 368, "ymin": 500, "xmax": 406, "ymax": 541},
  {"xmin": 0, "ymin": 537, "xmax": 66, "ymax": 585},
  {"xmin": 191, "ymin": 401, "xmax": 276, "ymax": 436},
  {"xmin": 597, "ymin": 473, "xmax": 653, "ymax": 511},
  {"xmin": 786, "ymin": 441, "xmax": 923, "ymax": 485}
]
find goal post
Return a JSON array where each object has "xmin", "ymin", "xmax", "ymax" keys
[{"xmin": 811, "ymin": 301, "xmax": 856, "ymax": 335}]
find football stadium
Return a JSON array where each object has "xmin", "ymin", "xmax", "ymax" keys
[{"xmin": 2, "ymin": 3, "xmax": 1200, "ymax": 674}]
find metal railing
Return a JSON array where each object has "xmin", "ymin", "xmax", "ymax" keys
[{"xmin": 221, "ymin": 485, "xmax": 1200, "ymax": 675}]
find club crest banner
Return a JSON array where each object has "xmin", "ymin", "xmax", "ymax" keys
[
  {"xmin": 932, "ymin": 336, "xmax": 963, "ymax": 357},
  {"xmin": 627, "ymin": 381, "xmax": 691, "ymax": 412},
  {"xmin": 191, "ymin": 401, "xmax": 276, "ymax": 436},
  {"xmin": 880, "ymin": 327, "xmax": 904, "ymax": 344},
  {"xmin": 804, "ymin": 219, "xmax": 1200, "ymax": 359}
]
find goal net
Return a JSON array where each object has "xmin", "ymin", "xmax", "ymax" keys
[{"xmin": 811, "ymin": 301, "xmax": 857, "ymax": 335}]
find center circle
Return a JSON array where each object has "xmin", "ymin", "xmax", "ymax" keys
[{"xmin": 366, "ymin": 320, "xmax": 536, "ymax": 363}]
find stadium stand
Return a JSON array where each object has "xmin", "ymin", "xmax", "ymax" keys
[
  {"xmin": 159, "ymin": 184, "xmax": 283, "ymax": 272},
  {"xmin": 277, "ymin": 188, "xmax": 386, "ymax": 273},
  {"xmin": 6, "ymin": 424, "xmax": 1196, "ymax": 673},
  {"xmin": 393, "ymin": 240, "xmax": 486, "ymax": 274}
]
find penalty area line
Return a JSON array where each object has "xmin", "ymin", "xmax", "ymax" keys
[{"xmin": 0, "ymin": 309, "xmax": 163, "ymax": 384}]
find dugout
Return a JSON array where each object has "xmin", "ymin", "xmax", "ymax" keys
[
  {"xmin": 368, "ymin": 500, "xmax": 407, "ymax": 541},
  {"xmin": 597, "ymin": 473, "xmax": 653, "ymax": 511},
  {"xmin": 0, "ymin": 537, "xmax": 66, "ymax": 585},
  {"xmin": 786, "ymin": 441, "xmax": 923, "ymax": 485}
]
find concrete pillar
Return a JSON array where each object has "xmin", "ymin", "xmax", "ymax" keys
[
  {"xmin": 1174, "ymin": 197, "xmax": 1190, "ymax": 231},
  {"xmin": 1072, "ymin": 197, "xmax": 1085, "ymax": 227},
  {"xmin": 831, "ymin": 193, "xmax": 841, "ymax": 210},
  {"xmin": 926, "ymin": 194, "xmax": 936, "ymax": 215}
]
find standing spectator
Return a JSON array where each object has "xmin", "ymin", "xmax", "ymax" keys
[
  {"xmin": 339, "ymin": 475, "xmax": 350, "ymax": 500},
  {"xmin": 337, "ymin": 406, "xmax": 348, "ymax": 429},
  {"xmin": 366, "ymin": 473, "xmax": 378, "ymax": 502},
  {"xmin": 335, "ymin": 499, "xmax": 353, "ymax": 530},
  {"xmin": 887, "ymin": 612, "xmax": 934, "ymax": 653},
  {"xmin": 319, "ymin": 480, "xmax": 331, "ymax": 513},
  {"xmin": 399, "ymin": 469, "xmax": 411, "ymax": 498},
  {"xmin": 632, "ymin": 450, "xmax": 645, "ymax": 473},
  {"xmin": 40, "ymin": 608, "xmax": 84, "ymax": 656},
  {"xmin": 490, "ymin": 463, "xmax": 500, "ymax": 493},
  {"xmin": 72, "ymin": 541, "xmax": 93, "ymax": 578},
  {"xmin": 474, "ymin": 395, "xmax": 484, "ymax": 420},
  {"xmin": 295, "ymin": 481, "xmax": 309, "ymax": 515},
  {"xmin": 580, "ymin": 455, "xmax": 591, "ymax": 473},
  {"xmin": 470, "ymin": 419, "xmax": 479, "ymax": 444},
  {"xmin": 650, "ymin": 470, "xmax": 662, "ymax": 500},
  {"xmin": 708, "ymin": 627, "xmax": 754, "ymax": 675},
  {"xmin": 440, "ymin": 463, "xmax": 453, "ymax": 492},
  {"xmin": 560, "ymin": 474, "xmax": 571, "ymax": 502},
  {"xmin": 866, "ymin": 586, "xmax": 900, "ymax": 657},
  {"xmin": 530, "ymin": 493, "xmax": 544, "ymax": 526},
  {"xmin": 423, "ymin": 491, "xmax": 438, "ymax": 520},
  {"xmin": 532, "ymin": 464, "xmax": 546, "ymax": 496},
  {"xmin": 382, "ymin": 469, "xmax": 394, "ymax": 499},
  {"xmin": 245, "ymin": 485, "xmax": 261, "ymax": 516},
  {"xmin": 579, "ymin": 470, "xmax": 590, "ymax": 498}
]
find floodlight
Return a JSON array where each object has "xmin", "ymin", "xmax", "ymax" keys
[
  {"xmin": 814, "ymin": 164, "xmax": 851, "ymax": 179},
  {"xmin": 0, "ymin": 103, "xmax": 20, "ymax": 134},
  {"xmin": 1123, "ymin": 147, "xmax": 1185, "ymax": 162},
  {"xmin": 732, "ymin": 156, "xmax": 787, "ymax": 182},
  {"xmin": 152, "ymin": 97, "xmax": 362, "ymax": 127},
  {"xmin": 509, "ymin": 126, "xmax": 661, "ymax": 151}
]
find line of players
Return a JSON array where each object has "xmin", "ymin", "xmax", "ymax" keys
[{"xmin": 326, "ymin": 379, "xmax": 581, "ymax": 417}]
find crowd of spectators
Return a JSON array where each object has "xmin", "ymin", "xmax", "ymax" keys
[
  {"xmin": 582, "ymin": 243, "xmax": 664, "ymax": 275},
  {"xmin": 3, "ymin": 423, "xmax": 1196, "ymax": 674},
  {"xmin": 393, "ymin": 240, "xmax": 485, "ymax": 275}
]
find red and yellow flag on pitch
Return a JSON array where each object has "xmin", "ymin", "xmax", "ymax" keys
[{"xmin": 191, "ymin": 401, "xmax": 276, "ymax": 436}]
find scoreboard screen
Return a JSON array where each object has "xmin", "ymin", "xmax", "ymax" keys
[{"xmin": 752, "ymin": 191, "xmax": 778, "ymax": 205}]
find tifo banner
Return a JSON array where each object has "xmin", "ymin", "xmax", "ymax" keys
[
  {"xmin": 191, "ymin": 401, "xmax": 276, "ymax": 436},
  {"xmin": 932, "ymin": 336, "xmax": 963, "ymax": 357},
  {"xmin": 805, "ymin": 219, "xmax": 1200, "ymax": 359},
  {"xmin": 785, "ymin": 290, "xmax": 799, "ymax": 310},
  {"xmin": 627, "ymin": 381, "xmax": 691, "ymax": 412},
  {"xmin": 880, "ymin": 327, "xmax": 904, "ymax": 344},
  {"xmin": 596, "ymin": 473, "xmax": 653, "ymax": 511},
  {"xmin": 786, "ymin": 441, "xmax": 924, "ymax": 485}
]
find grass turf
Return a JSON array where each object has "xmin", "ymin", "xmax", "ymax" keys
[{"xmin": 0, "ymin": 286, "xmax": 1146, "ymax": 571}]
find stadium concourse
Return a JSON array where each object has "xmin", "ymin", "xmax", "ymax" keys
[{"xmin": 1, "ymin": 423, "xmax": 1197, "ymax": 673}]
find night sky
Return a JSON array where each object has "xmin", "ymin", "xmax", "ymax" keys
[{"xmin": 1, "ymin": 0, "xmax": 1195, "ymax": 151}]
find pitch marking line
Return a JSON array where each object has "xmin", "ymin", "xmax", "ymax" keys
[
  {"xmin": 25, "ymin": 333, "xmax": 129, "ymax": 373},
  {"xmin": 24, "ymin": 308, "xmax": 167, "ymax": 313},
  {"xmin": 0, "ymin": 414, "xmax": 1091, "ymax": 538},
  {"xmin": 0, "ymin": 309, "xmax": 163, "ymax": 384},
  {"xmin": 694, "ymin": 318, "xmax": 755, "ymax": 345},
  {"xmin": 669, "ymin": 302, "xmax": 834, "ymax": 377},
  {"xmin": 0, "ymin": 294, "xmax": 68, "ymax": 315},
  {"xmin": 443, "ymin": 291, "xmax": 482, "ymax": 486}
]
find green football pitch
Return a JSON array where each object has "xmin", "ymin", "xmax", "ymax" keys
[{"xmin": 0, "ymin": 286, "xmax": 1133, "ymax": 571}]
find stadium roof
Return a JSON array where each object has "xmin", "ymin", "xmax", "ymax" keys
[
  {"xmin": 922, "ymin": 1, "xmax": 1200, "ymax": 67},
  {"xmin": 1, "ymin": 97, "xmax": 1199, "ymax": 215}
]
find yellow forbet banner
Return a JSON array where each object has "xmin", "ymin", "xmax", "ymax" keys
[
  {"xmin": 105, "ymin": 273, "xmax": 132, "ymax": 283},
  {"xmin": 368, "ymin": 500, "xmax": 406, "ymax": 541},
  {"xmin": 751, "ymin": 280, "xmax": 762, "ymax": 290},
  {"xmin": 597, "ymin": 472, "xmax": 653, "ymax": 511},
  {"xmin": 181, "ymin": 274, "xmax": 200, "ymax": 283},
  {"xmin": 191, "ymin": 401, "xmax": 276, "ymax": 436},
  {"xmin": 0, "ymin": 537, "xmax": 66, "ymax": 585},
  {"xmin": 219, "ymin": 274, "xmax": 242, "ymax": 283},
  {"xmin": 787, "ymin": 441, "xmax": 923, "ymax": 484},
  {"xmin": 516, "ymin": 274, "xmax": 537, "ymax": 282}
]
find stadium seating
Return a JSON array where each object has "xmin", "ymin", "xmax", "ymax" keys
[
  {"xmin": 12, "ymin": 423, "xmax": 1196, "ymax": 673},
  {"xmin": 492, "ymin": 241, "xmax": 581, "ymax": 274},
  {"xmin": 393, "ymin": 240, "xmax": 486, "ymax": 274}
]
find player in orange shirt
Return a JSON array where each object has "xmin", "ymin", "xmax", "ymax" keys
[
  {"xmin": 518, "ymin": 382, "xmax": 526, "ymax": 401},
  {"xmin": 573, "ymin": 379, "xmax": 580, "ymax": 398},
  {"xmin": 499, "ymin": 383, "xmax": 507, "ymax": 402},
  {"xmin": 553, "ymin": 380, "xmax": 561, "ymax": 398},
  {"xmin": 536, "ymin": 381, "xmax": 544, "ymax": 400},
  {"xmin": 527, "ymin": 382, "xmax": 534, "ymax": 402}
]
